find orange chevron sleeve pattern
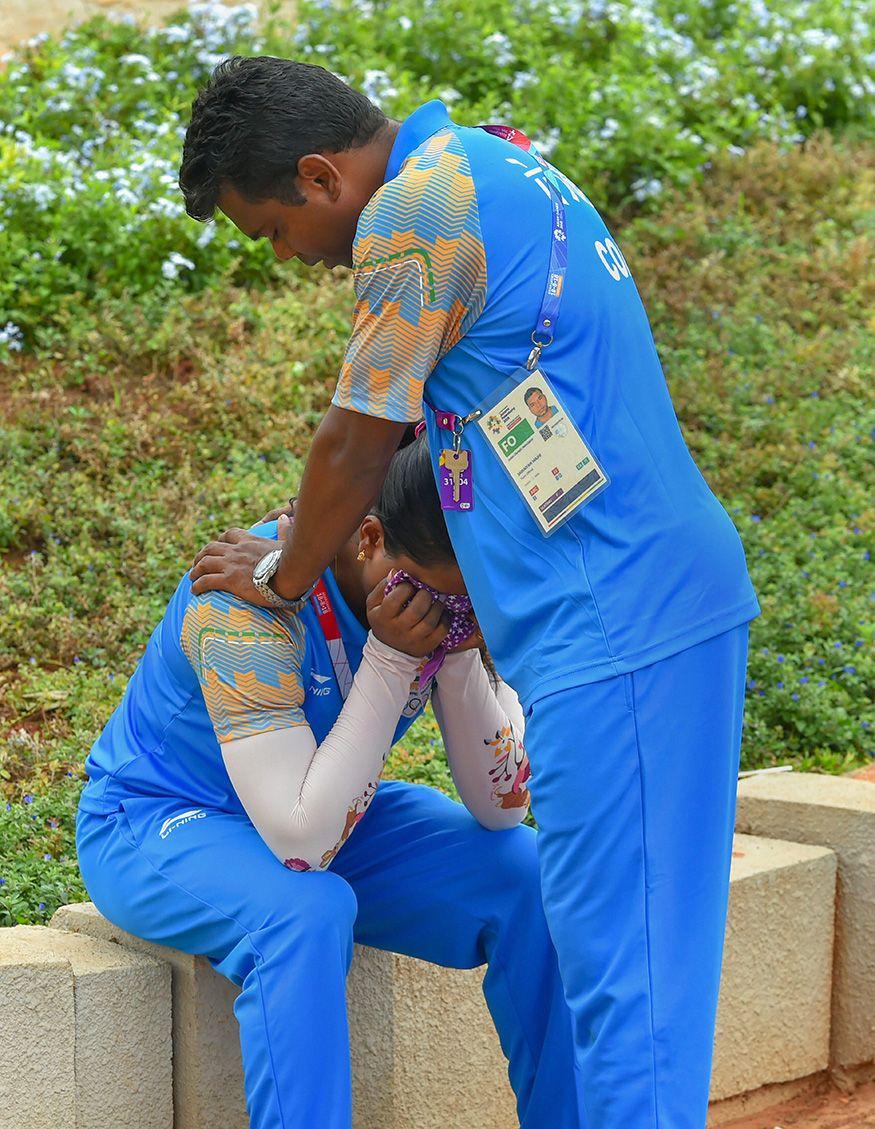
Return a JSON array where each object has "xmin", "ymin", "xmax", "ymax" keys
[
  {"xmin": 180, "ymin": 591, "xmax": 308, "ymax": 744},
  {"xmin": 332, "ymin": 129, "xmax": 487, "ymax": 422}
]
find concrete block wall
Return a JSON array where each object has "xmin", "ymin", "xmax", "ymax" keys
[
  {"xmin": 736, "ymin": 772, "xmax": 875, "ymax": 1071},
  {"xmin": 0, "ymin": 924, "xmax": 172, "ymax": 1129},
  {"xmin": 44, "ymin": 825, "xmax": 840, "ymax": 1126},
  {"xmin": 0, "ymin": 932, "xmax": 75, "ymax": 1129},
  {"xmin": 710, "ymin": 834, "xmax": 836, "ymax": 1099},
  {"xmin": 50, "ymin": 904, "xmax": 517, "ymax": 1129},
  {"xmin": 1, "ymin": 773, "xmax": 869, "ymax": 1126}
]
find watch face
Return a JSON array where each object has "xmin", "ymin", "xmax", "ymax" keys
[{"xmin": 254, "ymin": 549, "xmax": 279, "ymax": 584}]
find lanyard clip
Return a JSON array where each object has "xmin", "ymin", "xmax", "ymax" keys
[
  {"xmin": 433, "ymin": 408, "xmax": 481, "ymax": 451},
  {"xmin": 527, "ymin": 331, "xmax": 554, "ymax": 371},
  {"xmin": 451, "ymin": 410, "xmax": 482, "ymax": 451}
]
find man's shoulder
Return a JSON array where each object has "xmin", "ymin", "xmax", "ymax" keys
[{"xmin": 357, "ymin": 127, "xmax": 479, "ymax": 242}]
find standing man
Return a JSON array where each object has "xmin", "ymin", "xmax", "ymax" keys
[{"xmin": 180, "ymin": 56, "xmax": 759, "ymax": 1128}]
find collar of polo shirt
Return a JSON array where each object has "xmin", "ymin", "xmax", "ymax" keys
[{"xmin": 383, "ymin": 99, "xmax": 451, "ymax": 184}]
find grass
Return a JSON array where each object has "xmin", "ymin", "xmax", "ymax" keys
[{"xmin": 0, "ymin": 134, "xmax": 871, "ymax": 926}]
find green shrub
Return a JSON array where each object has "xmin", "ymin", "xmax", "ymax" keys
[
  {"xmin": 0, "ymin": 3, "xmax": 283, "ymax": 351},
  {"xmin": 1, "ymin": 0, "xmax": 873, "ymax": 353},
  {"xmin": 294, "ymin": 0, "xmax": 874, "ymax": 207},
  {"xmin": 0, "ymin": 780, "xmax": 85, "ymax": 926}
]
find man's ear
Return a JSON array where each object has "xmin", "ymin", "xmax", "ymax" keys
[
  {"xmin": 357, "ymin": 514, "xmax": 385, "ymax": 558},
  {"xmin": 296, "ymin": 154, "xmax": 343, "ymax": 202}
]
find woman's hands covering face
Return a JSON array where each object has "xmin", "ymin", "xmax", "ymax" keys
[{"xmin": 366, "ymin": 576, "xmax": 451, "ymax": 657}]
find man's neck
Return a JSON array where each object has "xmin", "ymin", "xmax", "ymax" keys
[{"xmin": 359, "ymin": 119, "xmax": 401, "ymax": 195}]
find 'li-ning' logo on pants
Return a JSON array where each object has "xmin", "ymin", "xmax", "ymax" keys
[{"xmin": 159, "ymin": 809, "xmax": 206, "ymax": 839}]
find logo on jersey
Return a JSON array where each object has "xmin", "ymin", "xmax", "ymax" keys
[
  {"xmin": 547, "ymin": 272, "xmax": 563, "ymax": 297},
  {"xmin": 309, "ymin": 672, "xmax": 334, "ymax": 697},
  {"xmin": 159, "ymin": 809, "xmax": 206, "ymax": 839}
]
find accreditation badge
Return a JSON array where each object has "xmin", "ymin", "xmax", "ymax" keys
[{"xmin": 475, "ymin": 368, "xmax": 609, "ymax": 535}]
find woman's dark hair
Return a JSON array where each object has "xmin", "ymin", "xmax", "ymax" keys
[
  {"xmin": 179, "ymin": 56, "xmax": 387, "ymax": 221},
  {"xmin": 371, "ymin": 433, "xmax": 456, "ymax": 567}
]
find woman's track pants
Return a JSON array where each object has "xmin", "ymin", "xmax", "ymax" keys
[
  {"xmin": 524, "ymin": 623, "xmax": 750, "ymax": 1128},
  {"xmin": 76, "ymin": 778, "xmax": 584, "ymax": 1129}
]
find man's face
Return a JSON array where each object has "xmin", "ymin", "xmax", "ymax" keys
[
  {"xmin": 526, "ymin": 390, "xmax": 548, "ymax": 417},
  {"xmin": 216, "ymin": 152, "xmax": 370, "ymax": 269}
]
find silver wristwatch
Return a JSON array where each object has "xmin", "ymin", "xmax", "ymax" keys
[{"xmin": 252, "ymin": 548, "xmax": 316, "ymax": 610}]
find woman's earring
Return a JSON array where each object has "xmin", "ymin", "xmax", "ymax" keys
[{"xmin": 357, "ymin": 550, "xmax": 366, "ymax": 562}]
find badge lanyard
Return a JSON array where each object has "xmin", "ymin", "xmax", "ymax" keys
[
  {"xmin": 433, "ymin": 125, "xmax": 568, "ymax": 512},
  {"xmin": 309, "ymin": 578, "xmax": 353, "ymax": 700}
]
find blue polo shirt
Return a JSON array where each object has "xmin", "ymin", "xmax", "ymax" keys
[
  {"xmin": 333, "ymin": 100, "xmax": 759, "ymax": 708},
  {"xmin": 80, "ymin": 523, "xmax": 427, "ymax": 817}
]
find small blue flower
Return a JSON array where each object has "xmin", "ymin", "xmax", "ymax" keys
[
  {"xmin": 808, "ymin": 441, "xmax": 816, "ymax": 449},
  {"xmin": 817, "ymin": 658, "xmax": 825, "ymax": 665},
  {"xmin": 0, "ymin": 878, "xmax": 6, "ymax": 886},
  {"xmin": 777, "ymin": 654, "xmax": 784, "ymax": 663},
  {"xmin": 800, "ymin": 677, "xmax": 809, "ymax": 684},
  {"xmin": 751, "ymin": 514, "xmax": 761, "ymax": 523},
  {"xmin": 810, "ymin": 391, "xmax": 819, "ymax": 398},
  {"xmin": 839, "ymin": 580, "xmax": 847, "ymax": 588},
  {"xmin": 777, "ymin": 682, "xmax": 784, "ymax": 689},
  {"xmin": 43, "ymin": 854, "xmax": 51, "ymax": 861},
  {"xmin": 863, "ymin": 721, "xmax": 871, "ymax": 729},
  {"xmin": 765, "ymin": 395, "xmax": 775, "ymax": 404},
  {"xmin": 23, "ymin": 795, "xmax": 33, "ymax": 805},
  {"xmin": 834, "ymin": 642, "xmax": 843, "ymax": 649},
  {"xmin": 818, "ymin": 680, "xmax": 826, "ymax": 687},
  {"xmin": 38, "ymin": 903, "xmax": 45, "ymax": 911},
  {"xmin": 791, "ymin": 693, "xmax": 799, "ymax": 701},
  {"xmin": 844, "ymin": 666, "xmax": 856, "ymax": 674}
]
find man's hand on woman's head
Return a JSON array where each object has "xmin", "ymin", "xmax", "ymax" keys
[{"xmin": 366, "ymin": 576, "xmax": 451, "ymax": 658}]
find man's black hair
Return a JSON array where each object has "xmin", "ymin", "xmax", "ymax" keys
[
  {"xmin": 179, "ymin": 56, "xmax": 387, "ymax": 221},
  {"xmin": 524, "ymin": 387, "xmax": 544, "ymax": 402},
  {"xmin": 371, "ymin": 435, "xmax": 456, "ymax": 568}
]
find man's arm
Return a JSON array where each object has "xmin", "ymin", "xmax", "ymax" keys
[
  {"xmin": 272, "ymin": 406, "xmax": 406, "ymax": 599},
  {"xmin": 190, "ymin": 406, "xmax": 406, "ymax": 601}
]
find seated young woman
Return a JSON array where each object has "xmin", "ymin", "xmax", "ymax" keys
[{"xmin": 76, "ymin": 433, "xmax": 584, "ymax": 1129}]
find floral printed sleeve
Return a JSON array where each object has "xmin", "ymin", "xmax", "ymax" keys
[{"xmin": 430, "ymin": 650, "xmax": 531, "ymax": 829}]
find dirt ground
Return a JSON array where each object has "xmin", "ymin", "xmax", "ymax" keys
[
  {"xmin": 0, "ymin": 0, "xmax": 297, "ymax": 54},
  {"xmin": 721, "ymin": 1080, "xmax": 875, "ymax": 1129}
]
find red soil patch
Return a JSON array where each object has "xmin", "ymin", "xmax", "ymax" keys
[{"xmin": 721, "ymin": 1080, "xmax": 875, "ymax": 1129}]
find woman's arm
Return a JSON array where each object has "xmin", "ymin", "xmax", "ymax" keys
[
  {"xmin": 430, "ymin": 650, "xmax": 531, "ymax": 830},
  {"xmin": 221, "ymin": 634, "xmax": 421, "ymax": 871}
]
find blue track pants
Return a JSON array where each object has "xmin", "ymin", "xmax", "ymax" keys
[
  {"xmin": 77, "ymin": 779, "xmax": 584, "ymax": 1128},
  {"xmin": 524, "ymin": 624, "xmax": 749, "ymax": 1128}
]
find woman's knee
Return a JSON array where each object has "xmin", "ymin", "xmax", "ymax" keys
[{"xmin": 257, "ymin": 871, "xmax": 358, "ymax": 952}]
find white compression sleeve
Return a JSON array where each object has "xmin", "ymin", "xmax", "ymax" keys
[
  {"xmin": 431, "ymin": 649, "xmax": 531, "ymax": 830},
  {"xmin": 221, "ymin": 633, "xmax": 421, "ymax": 871}
]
